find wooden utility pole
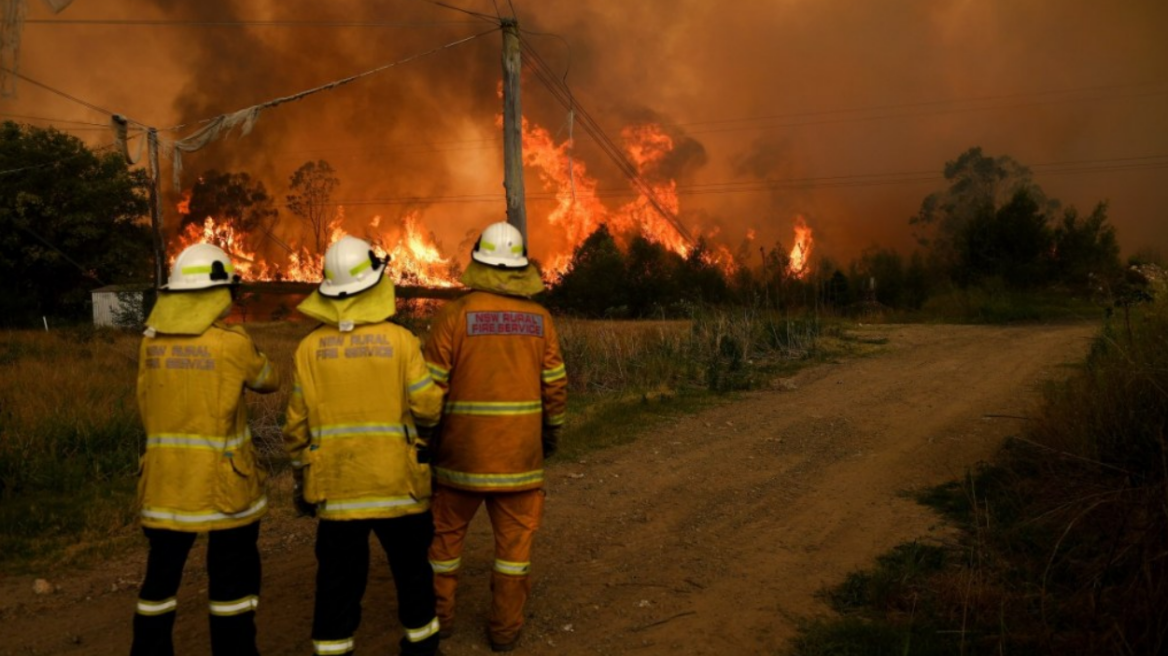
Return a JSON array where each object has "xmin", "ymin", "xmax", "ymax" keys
[
  {"xmin": 501, "ymin": 18, "xmax": 527, "ymax": 240},
  {"xmin": 146, "ymin": 128, "xmax": 166, "ymax": 288}
]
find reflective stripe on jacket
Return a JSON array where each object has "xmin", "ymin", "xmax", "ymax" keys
[
  {"xmin": 136, "ymin": 322, "xmax": 279, "ymax": 532},
  {"xmin": 283, "ymin": 322, "xmax": 443, "ymax": 520},
  {"xmin": 423, "ymin": 291, "xmax": 567, "ymax": 492}
]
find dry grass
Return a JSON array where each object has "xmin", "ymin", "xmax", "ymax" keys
[
  {"xmin": 0, "ymin": 306, "xmax": 834, "ymax": 570},
  {"xmin": 793, "ymin": 292, "xmax": 1168, "ymax": 655}
]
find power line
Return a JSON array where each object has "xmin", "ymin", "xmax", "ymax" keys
[
  {"xmin": 415, "ymin": 0, "xmax": 499, "ymax": 24},
  {"xmin": 321, "ymin": 154, "xmax": 1168, "ymax": 206},
  {"xmin": 0, "ymin": 66, "xmax": 148, "ymax": 127},
  {"xmin": 0, "ymin": 112, "xmax": 109, "ymax": 127},
  {"xmin": 674, "ymin": 80, "xmax": 1168, "ymax": 130},
  {"xmin": 520, "ymin": 38, "xmax": 694, "ymax": 244},
  {"xmin": 24, "ymin": 18, "xmax": 482, "ymax": 27}
]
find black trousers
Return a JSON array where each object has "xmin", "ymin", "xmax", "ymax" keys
[
  {"xmin": 130, "ymin": 522, "xmax": 262, "ymax": 656},
  {"xmin": 312, "ymin": 512, "xmax": 438, "ymax": 656}
]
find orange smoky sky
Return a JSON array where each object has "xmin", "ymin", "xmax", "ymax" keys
[{"xmin": 5, "ymin": 0, "xmax": 1167, "ymax": 270}]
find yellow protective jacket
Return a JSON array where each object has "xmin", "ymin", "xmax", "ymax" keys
[
  {"xmin": 137, "ymin": 322, "xmax": 279, "ymax": 532},
  {"xmin": 423, "ymin": 291, "xmax": 567, "ymax": 492},
  {"xmin": 283, "ymin": 321, "xmax": 443, "ymax": 520}
]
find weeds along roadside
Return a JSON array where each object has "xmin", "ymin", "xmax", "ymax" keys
[
  {"xmin": 787, "ymin": 291, "xmax": 1168, "ymax": 656},
  {"xmin": 0, "ymin": 306, "xmax": 855, "ymax": 573}
]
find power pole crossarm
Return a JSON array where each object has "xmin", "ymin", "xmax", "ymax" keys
[{"xmin": 501, "ymin": 18, "xmax": 527, "ymax": 241}]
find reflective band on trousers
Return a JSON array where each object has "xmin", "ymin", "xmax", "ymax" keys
[
  {"xmin": 141, "ymin": 496, "xmax": 267, "ymax": 526},
  {"xmin": 545, "ymin": 412, "xmax": 566, "ymax": 427},
  {"xmin": 444, "ymin": 400, "xmax": 542, "ymax": 416},
  {"xmin": 405, "ymin": 617, "xmax": 440, "ymax": 642},
  {"xmin": 429, "ymin": 557, "xmax": 461, "ymax": 574},
  {"xmin": 494, "ymin": 559, "xmax": 531, "ymax": 576},
  {"xmin": 209, "ymin": 595, "xmax": 258, "ymax": 616},
  {"xmin": 433, "ymin": 467, "xmax": 543, "ymax": 490},
  {"xmin": 313, "ymin": 637, "xmax": 355, "ymax": 655},
  {"xmin": 136, "ymin": 597, "xmax": 177, "ymax": 616},
  {"xmin": 146, "ymin": 432, "xmax": 249, "ymax": 451}
]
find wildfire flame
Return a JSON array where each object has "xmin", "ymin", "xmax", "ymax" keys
[
  {"xmin": 170, "ymin": 116, "xmax": 740, "ymax": 288},
  {"xmin": 787, "ymin": 216, "xmax": 814, "ymax": 279}
]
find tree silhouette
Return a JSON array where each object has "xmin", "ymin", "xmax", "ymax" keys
[
  {"xmin": 286, "ymin": 160, "xmax": 339, "ymax": 258},
  {"xmin": 0, "ymin": 121, "xmax": 151, "ymax": 323}
]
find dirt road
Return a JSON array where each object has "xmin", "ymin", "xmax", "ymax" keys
[{"xmin": 1, "ymin": 322, "xmax": 1096, "ymax": 655}]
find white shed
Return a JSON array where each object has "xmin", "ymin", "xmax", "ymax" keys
[{"xmin": 91, "ymin": 284, "xmax": 153, "ymax": 327}]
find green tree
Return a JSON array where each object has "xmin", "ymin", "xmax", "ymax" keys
[
  {"xmin": 850, "ymin": 247, "xmax": 906, "ymax": 307},
  {"xmin": 1052, "ymin": 201, "xmax": 1120, "ymax": 286},
  {"xmin": 0, "ymin": 122, "xmax": 150, "ymax": 324},
  {"xmin": 186, "ymin": 169, "xmax": 278, "ymax": 236},
  {"xmin": 625, "ymin": 235, "xmax": 684, "ymax": 317},
  {"xmin": 286, "ymin": 160, "xmax": 339, "ymax": 257},
  {"xmin": 548, "ymin": 224, "xmax": 628, "ymax": 317},
  {"xmin": 911, "ymin": 147, "xmax": 1053, "ymax": 280},
  {"xmin": 678, "ymin": 237, "xmax": 729, "ymax": 305}
]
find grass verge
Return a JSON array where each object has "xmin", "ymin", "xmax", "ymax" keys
[
  {"xmin": 786, "ymin": 289, "xmax": 1168, "ymax": 655},
  {"xmin": 0, "ymin": 306, "xmax": 864, "ymax": 573}
]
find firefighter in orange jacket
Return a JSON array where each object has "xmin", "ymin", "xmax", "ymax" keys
[
  {"xmin": 424, "ymin": 222, "xmax": 567, "ymax": 652},
  {"xmin": 133, "ymin": 243, "xmax": 279, "ymax": 656},
  {"xmin": 283, "ymin": 236, "xmax": 444, "ymax": 656}
]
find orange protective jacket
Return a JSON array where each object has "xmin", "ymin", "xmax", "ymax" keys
[
  {"xmin": 136, "ymin": 322, "xmax": 279, "ymax": 532},
  {"xmin": 423, "ymin": 291, "xmax": 567, "ymax": 492}
]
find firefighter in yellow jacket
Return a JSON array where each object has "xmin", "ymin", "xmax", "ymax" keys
[
  {"xmin": 133, "ymin": 243, "xmax": 279, "ymax": 656},
  {"xmin": 424, "ymin": 222, "xmax": 567, "ymax": 652},
  {"xmin": 283, "ymin": 236, "xmax": 444, "ymax": 656}
]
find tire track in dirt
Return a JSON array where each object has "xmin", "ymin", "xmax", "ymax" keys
[{"xmin": 1, "ymin": 323, "xmax": 1095, "ymax": 655}]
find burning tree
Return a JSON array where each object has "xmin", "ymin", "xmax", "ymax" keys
[
  {"xmin": 286, "ymin": 159, "xmax": 340, "ymax": 260},
  {"xmin": 185, "ymin": 170, "xmax": 279, "ymax": 245}
]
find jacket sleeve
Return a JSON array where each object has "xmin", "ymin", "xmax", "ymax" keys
[
  {"xmin": 540, "ymin": 314, "xmax": 568, "ymax": 427},
  {"xmin": 405, "ymin": 333, "xmax": 443, "ymax": 428},
  {"xmin": 282, "ymin": 369, "xmax": 311, "ymax": 469},
  {"xmin": 422, "ymin": 306, "xmax": 456, "ymax": 394},
  {"xmin": 225, "ymin": 325, "xmax": 279, "ymax": 394}
]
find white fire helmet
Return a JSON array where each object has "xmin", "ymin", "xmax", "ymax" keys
[
  {"xmin": 163, "ymin": 243, "xmax": 240, "ymax": 291},
  {"xmin": 471, "ymin": 221, "xmax": 528, "ymax": 269},
  {"xmin": 319, "ymin": 235, "xmax": 386, "ymax": 298}
]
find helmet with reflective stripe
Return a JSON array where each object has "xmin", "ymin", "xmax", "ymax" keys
[
  {"xmin": 164, "ymin": 243, "xmax": 240, "ymax": 291},
  {"xmin": 319, "ymin": 235, "xmax": 386, "ymax": 298},
  {"xmin": 471, "ymin": 221, "xmax": 528, "ymax": 269}
]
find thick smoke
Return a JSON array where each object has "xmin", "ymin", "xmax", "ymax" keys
[{"xmin": 7, "ymin": 0, "xmax": 1168, "ymax": 267}]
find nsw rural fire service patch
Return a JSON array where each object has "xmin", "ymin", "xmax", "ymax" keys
[{"xmin": 466, "ymin": 311, "xmax": 544, "ymax": 337}]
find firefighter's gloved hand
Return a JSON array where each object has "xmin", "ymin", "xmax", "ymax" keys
[
  {"xmin": 416, "ymin": 424, "xmax": 437, "ymax": 443},
  {"xmin": 416, "ymin": 424, "xmax": 438, "ymax": 462},
  {"xmin": 541, "ymin": 425, "xmax": 562, "ymax": 459},
  {"xmin": 292, "ymin": 468, "xmax": 316, "ymax": 518}
]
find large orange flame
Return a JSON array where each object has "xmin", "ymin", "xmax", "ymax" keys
[{"xmin": 170, "ymin": 116, "xmax": 741, "ymax": 287}]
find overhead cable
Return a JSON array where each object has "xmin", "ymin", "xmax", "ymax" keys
[
  {"xmin": 520, "ymin": 38, "xmax": 694, "ymax": 244},
  {"xmin": 24, "ymin": 18, "xmax": 482, "ymax": 27},
  {"xmin": 164, "ymin": 26, "xmax": 498, "ymax": 187}
]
